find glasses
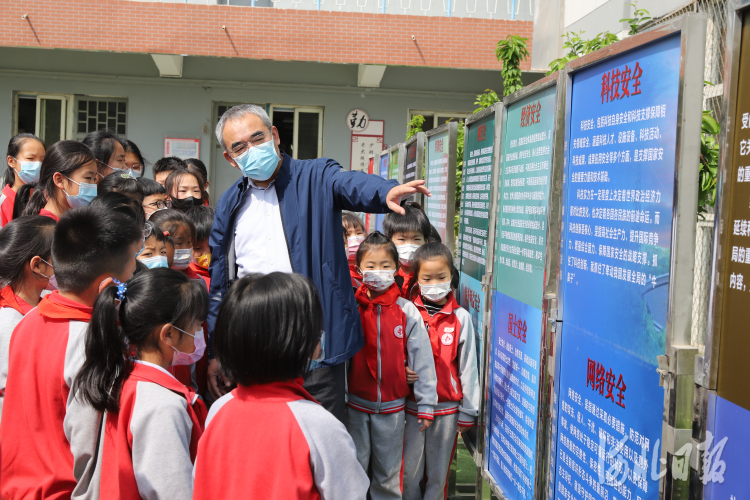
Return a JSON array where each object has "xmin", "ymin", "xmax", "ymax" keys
[
  {"xmin": 143, "ymin": 200, "xmax": 172, "ymax": 210},
  {"xmin": 128, "ymin": 163, "xmax": 143, "ymax": 172},
  {"xmin": 230, "ymin": 132, "xmax": 268, "ymax": 157}
]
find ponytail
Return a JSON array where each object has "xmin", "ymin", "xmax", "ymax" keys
[
  {"xmin": 75, "ymin": 285, "xmax": 130, "ymax": 413},
  {"xmin": 22, "ymin": 188, "xmax": 47, "ymax": 217},
  {"xmin": 14, "ymin": 183, "xmax": 35, "ymax": 220},
  {"xmin": 74, "ymin": 268, "xmax": 208, "ymax": 413}
]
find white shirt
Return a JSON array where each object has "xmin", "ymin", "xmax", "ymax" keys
[{"xmin": 234, "ymin": 179, "xmax": 294, "ymax": 277}]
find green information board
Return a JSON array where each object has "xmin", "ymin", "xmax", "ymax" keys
[
  {"xmin": 493, "ymin": 85, "xmax": 557, "ymax": 309},
  {"xmin": 458, "ymin": 113, "xmax": 496, "ymax": 282},
  {"xmin": 389, "ymin": 144, "xmax": 402, "ymax": 181}
]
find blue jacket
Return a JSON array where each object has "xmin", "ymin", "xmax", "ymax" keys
[{"xmin": 207, "ymin": 153, "xmax": 399, "ymax": 366}]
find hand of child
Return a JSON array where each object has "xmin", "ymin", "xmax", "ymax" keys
[
  {"xmin": 208, "ymin": 359, "xmax": 232, "ymax": 399},
  {"xmin": 405, "ymin": 366, "xmax": 419, "ymax": 384},
  {"xmin": 418, "ymin": 418, "xmax": 433, "ymax": 432}
]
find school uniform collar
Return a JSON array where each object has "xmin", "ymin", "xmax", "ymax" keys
[
  {"xmin": 233, "ymin": 378, "xmax": 317, "ymax": 404},
  {"xmin": 0, "ymin": 285, "xmax": 25, "ymax": 315},
  {"xmin": 413, "ymin": 292, "xmax": 459, "ymax": 317},
  {"xmin": 2, "ymin": 184, "xmax": 15, "ymax": 201},
  {"xmin": 37, "ymin": 291, "xmax": 92, "ymax": 321},
  {"xmin": 354, "ymin": 283, "xmax": 401, "ymax": 308},
  {"xmin": 188, "ymin": 262, "xmax": 210, "ymax": 277}
]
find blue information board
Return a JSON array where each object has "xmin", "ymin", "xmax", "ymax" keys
[
  {"xmin": 375, "ymin": 154, "xmax": 389, "ymax": 232},
  {"xmin": 554, "ymin": 34, "xmax": 681, "ymax": 500},
  {"xmin": 704, "ymin": 394, "xmax": 750, "ymax": 498}
]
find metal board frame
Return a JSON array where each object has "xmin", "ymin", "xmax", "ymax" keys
[
  {"xmin": 424, "ymin": 122, "xmax": 458, "ymax": 252},
  {"xmin": 460, "ymin": 102, "xmax": 504, "ymax": 468},
  {"xmin": 404, "ymin": 132, "xmax": 425, "ymax": 206},
  {"xmin": 478, "ymin": 72, "xmax": 567, "ymax": 500},
  {"xmin": 548, "ymin": 12, "xmax": 706, "ymax": 499}
]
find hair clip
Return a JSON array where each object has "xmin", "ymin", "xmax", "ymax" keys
[
  {"xmin": 163, "ymin": 231, "xmax": 170, "ymax": 237},
  {"xmin": 112, "ymin": 278, "xmax": 127, "ymax": 301}
]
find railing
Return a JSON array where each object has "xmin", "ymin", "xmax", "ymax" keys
[{"xmin": 131, "ymin": 0, "xmax": 534, "ymax": 20}]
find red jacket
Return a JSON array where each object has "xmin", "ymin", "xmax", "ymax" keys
[
  {"xmin": 0, "ymin": 292, "xmax": 100, "ymax": 499},
  {"xmin": 347, "ymin": 284, "xmax": 437, "ymax": 419},
  {"xmin": 99, "ymin": 362, "xmax": 206, "ymax": 499},
  {"xmin": 0, "ymin": 185, "xmax": 15, "ymax": 227},
  {"xmin": 349, "ymin": 264, "xmax": 362, "ymax": 290},
  {"xmin": 193, "ymin": 380, "xmax": 368, "ymax": 499},
  {"xmin": 408, "ymin": 294, "xmax": 480, "ymax": 425},
  {"xmin": 395, "ymin": 268, "xmax": 414, "ymax": 299}
]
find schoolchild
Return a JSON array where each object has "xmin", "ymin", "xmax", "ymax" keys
[
  {"xmin": 165, "ymin": 169, "xmax": 207, "ymax": 212},
  {"xmin": 149, "ymin": 209, "xmax": 195, "ymax": 273},
  {"xmin": 342, "ymin": 211, "xmax": 366, "ymax": 289},
  {"xmin": 137, "ymin": 177, "xmax": 171, "ymax": 218},
  {"xmin": 186, "ymin": 206, "xmax": 214, "ymax": 288},
  {"xmin": 184, "ymin": 160, "xmax": 211, "ymax": 205},
  {"xmin": 193, "ymin": 272, "xmax": 369, "ymax": 499},
  {"xmin": 3, "ymin": 133, "xmax": 45, "ymax": 226},
  {"xmin": 137, "ymin": 220, "xmax": 169, "ymax": 270},
  {"xmin": 0, "ymin": 216, "xmax": 56, "ymax": 421},
  {"xmin": 124, "ymin": 139, "xmax": 147, "ymax": 178},
  {"xmin": 383, "ymin": 205, "xmax": 431, "ymax": 298},
  {"xmin": 347, "ymin": 232, "xmax": 437, "ymax": 500},
  {"xmin": 152, "ymin": 156, "xmax": 187, "ymax": 188},
  {"xmin": 74, "ymin": 268, "xmax": 208, "ymax": 499},
  {"xmin": 0, "ymin": 206, "xmax": 141, "ymax": 499},
  {"xmin": 90, "ymin": 192, "xmax": 146, "ymax": 232},
  {"xmin": 401, "ymin": 243, "xmax": 479, "ymax": 500},
  {"xmin": 82, "ymin": 129, "xmax": 128, "ymax": 178},
  {"xmin": 97, "ymin": 172, "xmax": 145, "ymax": 203},
  {"xmin": 23, "ymin": 140, "xmax": 98, "ymax": 221}
]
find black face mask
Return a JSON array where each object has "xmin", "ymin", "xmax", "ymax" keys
[{"xmin": 172, "ymin": 196, "xmax": 201, "ymax": 211}]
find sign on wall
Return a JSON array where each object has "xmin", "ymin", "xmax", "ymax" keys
[
  {"xmin": 350, "ymin": 120, "xmax": 384, "ymax": 173},
  {"xmin": 484, "ymin": 80, "xmax": 559, "ymax": 500},
  {"xmin": 424, "ymin": 122, "xmax": 458, "ymax": 251},
  {"xmin": 346, "ymin": 108, "xmax": 370, "ymax": 132},
  {"xmin": 164, "ymin": 137, "xmax": 200, "ymax": 159}
]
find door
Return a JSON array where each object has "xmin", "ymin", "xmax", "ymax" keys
[
  {"xmin": 270, "ymin": 105, "xmax": 324, "ymax": 160},
  {"xmin": 35, "ymin": 95, "xmax": 67, "ymax": 145}
]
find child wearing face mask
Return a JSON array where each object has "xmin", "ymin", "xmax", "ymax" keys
[
  {"xmin": 186, "ymin": 205, "xmax": 214, "ymax": 289},
  {"xmin": 401, "ymin": 243, "xmax": 479, "ymax": 500},
  {"xmin": 74, "ymin": 268, "xmax": 208, "ymax": 499},
  {"xmin": 136, "ymin": 221, "xmax": 170, "ymax": 270},
  {"xmin": 342, "ymin": 212, "xmax": 366, "ymax": 289},
  {"xmin": 149, "ymin": 209, "xmax": 196, "ymax": 273},
  {"xmin": 0, "ymin": 206, "xmax": 142, "ymax": 499},
  {"xmin": 0, "ymin": 216, "xmax": 56, "ymax": 422},
  {"xmin": 3, "ymin": 133, "xmax": 45, "ymax": 227},
  {"xmin": 347, "ymin": 232, "xmax": 437, "ymax": 500},
  {"xmin": 165, "ymin": 170, "xmax": 207, "ymax": 213},
  {"xmin": 383, "ymin": 206, "xmax": 431, "ymax": 299}
]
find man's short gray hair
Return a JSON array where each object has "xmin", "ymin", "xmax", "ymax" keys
[{"xmin": 215, "ymin": 104, "xmax": 273, "ymax": 151}]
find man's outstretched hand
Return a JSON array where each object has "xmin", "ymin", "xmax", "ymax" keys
[{"xmin": 386, "ymin": 180, "xmax": 431, "ymax": 214}]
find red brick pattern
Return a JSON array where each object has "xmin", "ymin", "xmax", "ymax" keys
[{"xmin": 1, "ymin": 0, "xmax": 532, "ymax": 70}]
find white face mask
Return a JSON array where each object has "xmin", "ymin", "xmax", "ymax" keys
[
  {"xmin": 420, "ymin": 281, "xmax": 452, "ymax": 302},
  {"xmin": 361, "ymin": 269, "xmax": 396, "ymax": 292},
  {"xmin": 171, "ymin": 248, "xmax": 192, "ymax": 270},
  {"xmin": 396, "ymin": 244, "xmax": 421, "ymax": 267}
]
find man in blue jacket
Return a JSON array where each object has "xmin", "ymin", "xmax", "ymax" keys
[{"xmin": 206, "ymin": 104, "xmax": 429, "ymax": 421}]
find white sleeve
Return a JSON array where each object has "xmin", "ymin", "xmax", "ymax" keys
[
  {"xmin": 287, "ymin": 400, "xmax": 369, "ymax": 500},
  {"xmin": 0, "ymin": 308, "xmax": 24, "ymax": 422},
  {"xmin": 455, "ymin": 308, "xmax": 480, "ymax": 425},
  {"xmin": 131, "ymin": 382, "xmax": 194, "ymax": 500},
  {"xmin": 63, "ymin": 320, "xmax": 104, "ymax": 500}
]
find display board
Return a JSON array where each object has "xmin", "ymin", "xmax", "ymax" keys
[
  {"xmin": 703, "ymin": 3, "xmax": 750, "ymax": 497},
  {"xmin": 403, "ymin": 133, "xmax": 424, "ymax": 205},
  {"xmin": 424, "ymin": 122, "xmax": 458, "ymax": 252},
  {"xmin": 553, "ymin": 18, "xmax": 704, "ymax": 500},
  {"xmin": 484, "ymin": 77, "xmax": 560, "ymax": 500},
  {"xmin": 388, "ymin": 143, "xmax": 404, "ymax": 183}
]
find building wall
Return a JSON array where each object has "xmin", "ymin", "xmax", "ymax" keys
[
  {"xmin": 1, "ymin": 0, "xmax": 532, "ymax": 70},
  {"xmin": 0, "ymin": 68, "xmax": 477, "ymax": 199}
]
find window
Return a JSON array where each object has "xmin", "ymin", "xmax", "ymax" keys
[
  {"xmin": 408, "ymin": 110, "xmax": 471, "ymax": 133},
  {"xmin": 75, "ymin": 97, "xmax": 128, "ymax": 139},
  {"xmin": 269, "ymin": 105, "xmax": 324, "ymax": 160}
]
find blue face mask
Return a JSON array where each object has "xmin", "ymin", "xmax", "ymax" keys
[
  {"xmin": 63, "ymin": 176, "xmax": 97, "ymax": 208},
  {"xmin": 139, "ymin": 255, "xmax": 168, "ymax": 269},
  {"xmin": 13, "ymin": 159, "xmax": 42, "ymax": 184},
  {"xmin": 233, "ymin": 140, "xmax": 280, "ymax": 181}
]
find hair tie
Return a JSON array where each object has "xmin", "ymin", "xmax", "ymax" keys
[
  {"xmin": 163, "ymin": 231, "xmax": 170, "ymax": 237},
  {"xmin": 112, "ymin": 278, "xmax": 127, "ymax": 301}
]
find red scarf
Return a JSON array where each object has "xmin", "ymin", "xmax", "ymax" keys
[
  {"xmin": 37, "ymin": 291, "xmax": 93, "ymax": 322},
  {"xmin": 354, "ymin": 284, "xmax": 401, "ymax": 382},
  {"xmin": 0, "ymin": 285, "xmax": 24, "ymax": 314}
]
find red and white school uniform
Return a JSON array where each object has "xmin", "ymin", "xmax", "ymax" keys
[
  {"xmin": 346, "ymin": 284, "xmax": 437, "ymax": 500},
  {"xmin": 0, "ymin": 292, "xmax": 102, "ymax": 499},
  {"xmin": 349, "ymin": 264, "xmax": 362, "ymax": 290},
  {"xmin": 193, "ymin": 379, "xmax": 368, "ymax": 499},
  {"xmin": 39, "ymin": 208, "xmax": 60, "ymax": 222},
  {"xmin": 395, "ymin": 268, "xmax": 414, "ymax": 299},
  {"xmin": 99, "ymin": 361, "xmax": 206, "ymax": 499},
  {"xmin": 0, "ymin": 285, "xmax": 33, "ymax": 422},
  {"xmin": 0, "ymin": 185, "xmax": 16, "ymax": 227},
  {"xmin": 402, "ymin": 293, "xmax": 479, "ymax": 500}
]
